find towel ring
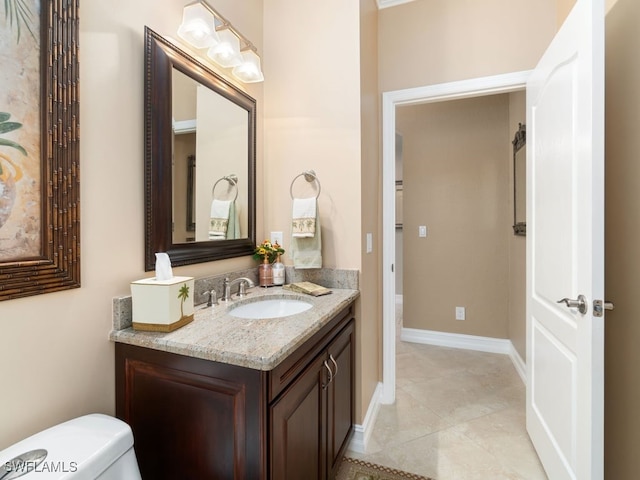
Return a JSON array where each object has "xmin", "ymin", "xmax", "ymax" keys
[
  {"xmin": 212, "ymin": 174, "xmax": 239, "ymax": 202},
  {"xmin": 289, "ymin": 170, "xmax": 321, "ymax": 199}
]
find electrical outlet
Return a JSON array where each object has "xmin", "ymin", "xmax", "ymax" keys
[
  {"xmin": 366, "ymin": 233, "xmax": 373, "ymax": 253},
  {"xmin": 419, "ymin": 225, "xmax": 427, "ymax": 237},
  {"xmin": 455, "ymin": 306, "xmax": 466, "ymax": 321},
  {"xmin": 271, "ymin": 231, "xmax": 283, "ymax": 248}
]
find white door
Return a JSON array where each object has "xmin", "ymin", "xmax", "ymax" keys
[{"xmin": 526, "ymin": 0, "xmax": 605, "ymax": 478}]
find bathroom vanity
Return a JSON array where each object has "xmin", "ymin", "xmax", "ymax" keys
[{"xmin": 112, "ymin": 287, "xmax": 358, "ymax": 479}]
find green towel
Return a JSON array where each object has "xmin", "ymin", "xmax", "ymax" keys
[{"xmin": 226, "ymin": 202, "xmax": 241, "ymax": 239}]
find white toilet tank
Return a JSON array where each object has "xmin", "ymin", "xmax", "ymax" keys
[{"xmin": 0, "ymin": 414, "xmax": 141, "ymax": 479}]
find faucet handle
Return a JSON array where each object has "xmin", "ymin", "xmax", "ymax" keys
[
  {"xmin": 204, "ymin": 289, "xmax": 218, "ymax": 307},
  {"xmin": 221, "ymin": 277, "xmax": 233, "ymax": 302}
]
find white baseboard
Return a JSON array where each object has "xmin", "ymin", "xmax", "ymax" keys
[
  {"xmin": 400, "ymin": 328, "xmax": 526, "ymax": 384},
  {"xmin": 348, "ymin": 382, "xmax": 383, "ymax": 454},
  {"xmin": 400, "ymin": 327, "xmax": 512, "ymax": 353},
  {"xmin": 508, "ymin": 343, "xmax": 527, "ymax": 383}
]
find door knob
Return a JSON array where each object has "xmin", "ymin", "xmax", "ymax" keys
[{"xmin": 557, "ymin": 295, "xmax": 588, "ymax": 315}]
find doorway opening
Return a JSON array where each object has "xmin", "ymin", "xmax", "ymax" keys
[{"xmin": 381, "ymin": 71, "xmax": 531, "ymax": 404}]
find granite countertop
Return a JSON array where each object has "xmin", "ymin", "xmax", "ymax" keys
[{"xmin": 109, "ymin": 286, "xmax": 359, "ymax": 371}]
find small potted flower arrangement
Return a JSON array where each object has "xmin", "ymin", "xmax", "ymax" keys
[
  {"xmin": 253, "ymin": 239, "xmax": 284, "ymax": 263},
  {"xmin": 253, "ymin": 240, "xmax": 285, "ymax": 286}
]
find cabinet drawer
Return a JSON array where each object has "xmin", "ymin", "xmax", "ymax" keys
[{"xmin": 268, "ymin": 305, "xmax": 353, "ymax": 402}]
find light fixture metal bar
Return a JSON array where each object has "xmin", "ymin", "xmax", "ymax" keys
[{"xmin": 197, "ymin": 0, "xmax": 257, "ymax": 53}]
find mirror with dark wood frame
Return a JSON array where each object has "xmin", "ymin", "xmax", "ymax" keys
[
  {"xmin": 512, "ymin": 123, "xmax": 526, "ymax": 236},
  {"xmin": 144, "ymin": 26, "xmax": 256, "ymax": 271}
]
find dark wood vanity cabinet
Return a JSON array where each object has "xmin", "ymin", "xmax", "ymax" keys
[
  {"xmin": 115, "ymin": 305, "xmax": 354, "ymax": 480},
  {"xmin": 270, "ymin": 318, "xmax": 354, "ymax": 479}
]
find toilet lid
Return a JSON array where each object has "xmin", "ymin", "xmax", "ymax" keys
[{"xmin": 0, "ymin": 414, "xmax": 134, "ymax": 479}]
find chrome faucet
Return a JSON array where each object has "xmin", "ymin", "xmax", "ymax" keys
[{"xmin": 221, "ymin": 277, "xmax": 255, "ymax": 302}]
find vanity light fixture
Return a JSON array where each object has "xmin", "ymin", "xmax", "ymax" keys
[
  {"xmin": 177, "ymin": 2, "xmax": 219, "ymax": 49},
  {"xmin": 232, "ymin": 49, "xmax": 264, "ymax": 83},
  {"xmin": 177, "ymin": 1, "xmax": 264, "ymax": 83},
  {"xmin": 208, "ymin": 27, "xmax": 243, "ymax": 68}
]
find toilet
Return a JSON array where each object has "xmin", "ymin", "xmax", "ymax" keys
[{"xmin": 0, "ymin": 414, "xmax": 141, "ymax": 479}]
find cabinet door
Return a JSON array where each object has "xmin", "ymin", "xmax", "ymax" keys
[
  {"xmin": 270, "ymin": 353, "xmax": 328, "ymax": 480},
  {"xmin": 326, "ymin": 320, "xmax": 355, "ymax": 477},
  {"xmin": 116, "ymin": 344, "xmax": 265, "ymax": 480}
]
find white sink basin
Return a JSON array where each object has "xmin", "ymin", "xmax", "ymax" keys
[{"xmin": 229, "ymin": 298, "xmax": 312, "ymax": 319}]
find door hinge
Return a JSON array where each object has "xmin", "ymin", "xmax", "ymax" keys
[{"xmin": 593, "ymin": 299, "xmax": 615, "ymax": 317}]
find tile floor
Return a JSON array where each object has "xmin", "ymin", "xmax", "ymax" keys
[{"xmin": 345, "ymin": 303, "xmax": 548, "ymax": 479}]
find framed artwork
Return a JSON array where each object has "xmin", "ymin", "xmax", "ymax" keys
[
  {"xmin": 0, "ymin": 0, "xmax": 80, "ymax": 300},
  {"xmin": 512, "ymin": 123, "xmax": 526, "ymax": 236}
]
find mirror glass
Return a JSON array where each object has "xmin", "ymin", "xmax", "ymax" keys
[
  {"xmin": 144, "ymin": 27, "xmax": 256, "ymax": 271},
  {"xmin": 513, "ymin": 123, "xmax": 526, "ymax": 236},
  {"xmin": 171, "ymin": 68, "xmax": 249, "ymax": 243}
]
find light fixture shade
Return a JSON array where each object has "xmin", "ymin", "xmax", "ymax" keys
[
  {"xmin": 207, "ymin": 28, "xmax": 243, "ymax": 68},
  {"xmin": 232, "ymin": 50, "xmax": 264, "ymax": 83},
  {"xmin": 177, "ymin": 2, "xmax": 219, "ymax": 49}
]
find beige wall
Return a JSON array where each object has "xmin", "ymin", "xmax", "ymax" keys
[
  {"xmin": 378, "ymin": 0, "xmax": 557, "ymax": 92},
  {"xmin": 395, "ymin": 93, "xmax": 526, "ymax": 350},
  {"xmin": 0, "ymin": 0, "xmax": 263, "ymax": 449},
  {"xmin": 359, "ymin": 0, "xmax": 383, "ymax": 422},
  {"xmin": 262, "ymin": 0, "xmax": 361, "ymax": 269},
  {"xmin": 557, "ymin": 0, "xmax": 576, "ymax": 27},
  {"xmin": 262, "ymin": 0, "xmax": 368, "ymax": 421},
  {"xmin": 604, "ymin": 0, "xmax": 640, "ymax": 476},
  {"xmin": 378, "ymin": 0, "xmax": 558, "ymax": 355},
  {"xmin": 398, "ymin": 95, "xmax": 511, "ymax": 338}
]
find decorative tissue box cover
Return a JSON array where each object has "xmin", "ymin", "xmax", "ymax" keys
[{"xmin": 131, "ymin": 276, "xmax": 195, "ymax": 332}]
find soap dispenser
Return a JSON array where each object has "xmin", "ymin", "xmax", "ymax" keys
[
  {"xmin": 259, "ymin": 257, "xmax": 273, "ymax": 287},
  {"xmin": 272, "ymin": 252, "xmax": 285, "ymax": 286}
]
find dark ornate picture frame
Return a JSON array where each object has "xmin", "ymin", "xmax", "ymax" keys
[
  {"xmin": 0, "ymin": 0, "xmax": 80, "ymax": 300},
  {"xmin": 512, "ymin": 123, "xmax": 526, "ymax": 236}
]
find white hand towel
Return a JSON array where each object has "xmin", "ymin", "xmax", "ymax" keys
[
  {"xmin": 209, "ymin": 199, "xmax": 231, "ymax": 240},
  {"xmin": 291, "ymin": 201, "xmax": 322, "ymax": 269},
  {"xmin": 292, "ymin": 197, "xmax": 317, "ymax": 238}
]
